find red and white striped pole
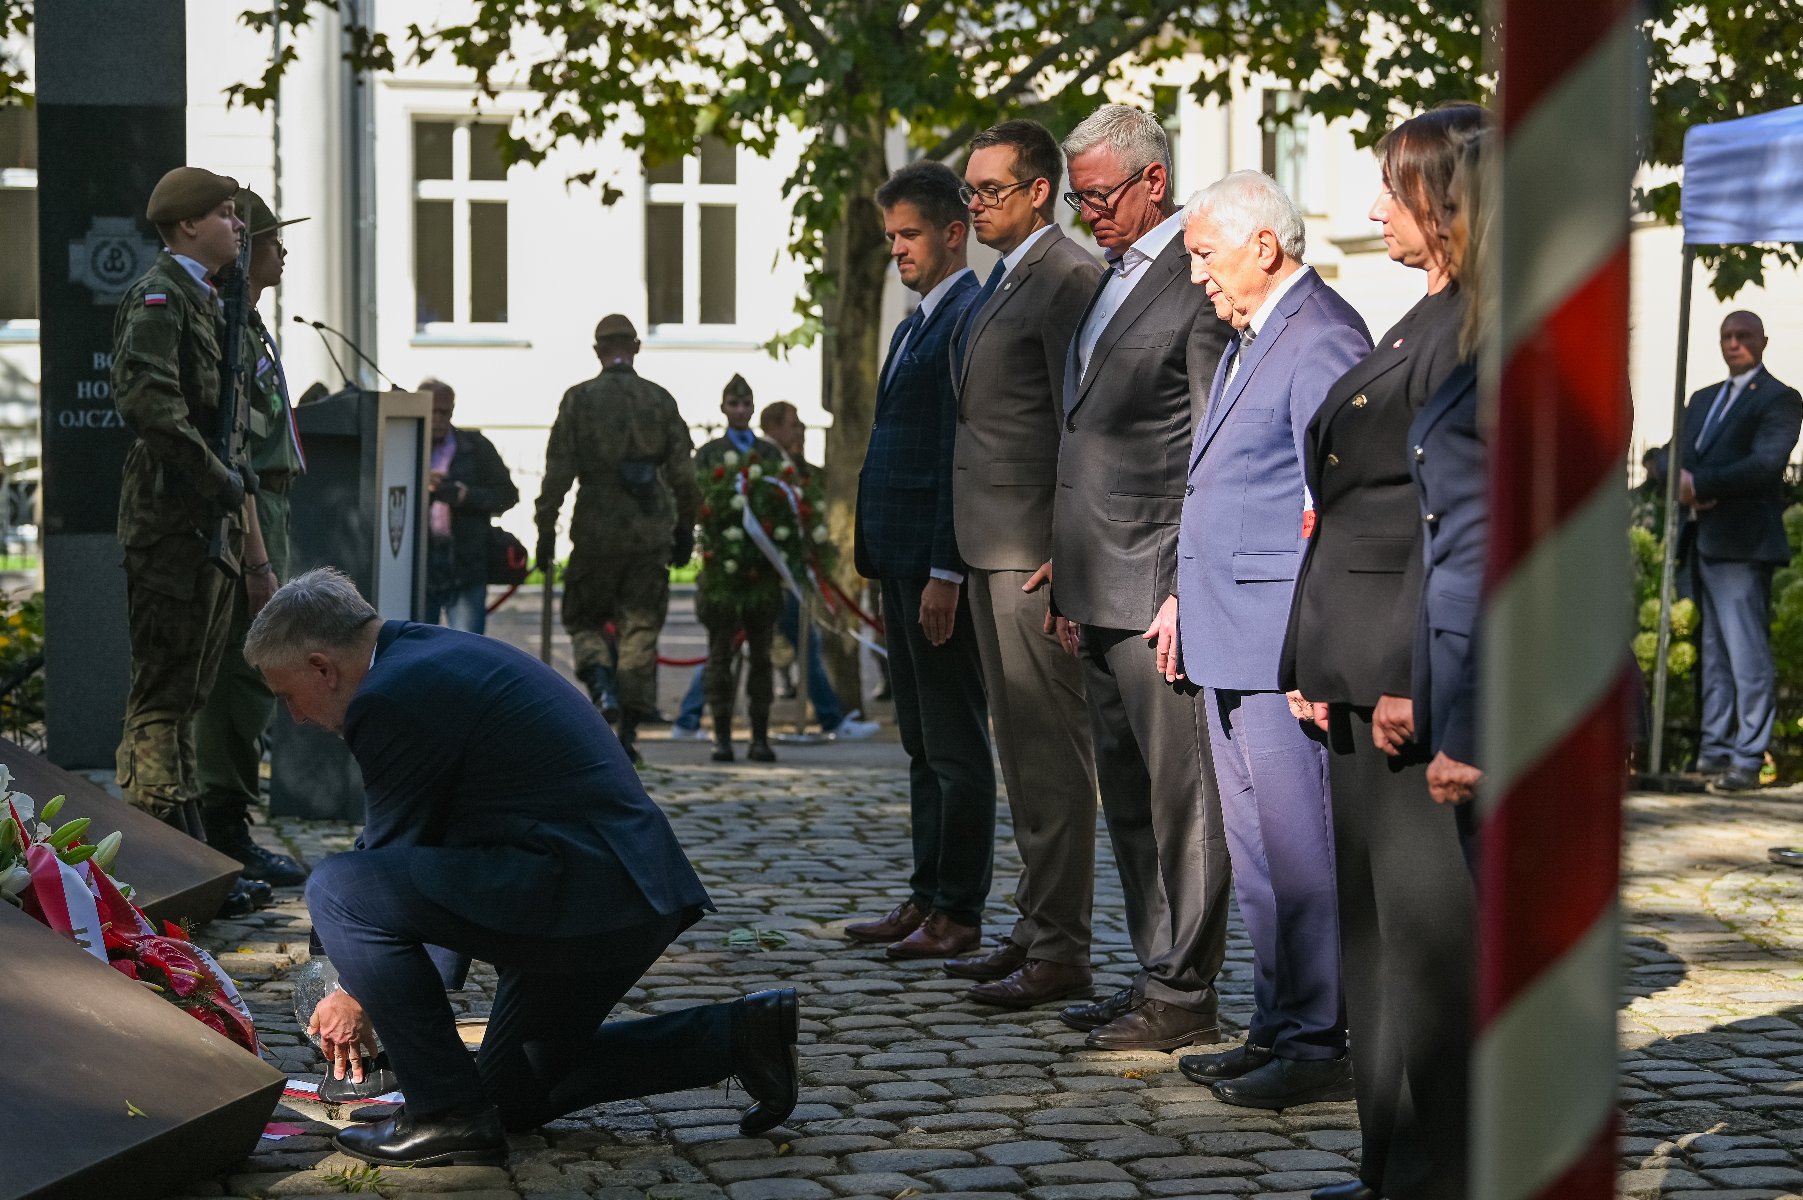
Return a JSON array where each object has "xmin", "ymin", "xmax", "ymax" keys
[{"xmin": 1474, "ymin": 2, "xmax": 1643, "ymax": 1198}]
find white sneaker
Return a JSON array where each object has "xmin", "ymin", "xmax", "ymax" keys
[
  {"xmin": 829, "ymin": 711, "xmax": 880, "ymax": 740},
  {"xmin": 669, "ymin": 724, "xmax": 711, "ymax": 741}
]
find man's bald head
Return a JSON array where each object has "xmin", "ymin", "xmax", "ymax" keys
[{"xmin": 1720, "ymin": 310, "xmax": 1768, "ymax": 375}]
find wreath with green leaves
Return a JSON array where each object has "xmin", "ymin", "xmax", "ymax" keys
[{"xmin": 695, "ymin": 450, "xmax": 834, "ymax": 613}]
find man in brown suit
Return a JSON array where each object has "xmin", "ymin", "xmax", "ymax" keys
[
  {"xmin": 946, "ymin": 120, "xmax": 1104, "ymax": 1009},
  {"xmin": 1047, "ymin": 105, "xmax": 1235, "ymax": 1052}
]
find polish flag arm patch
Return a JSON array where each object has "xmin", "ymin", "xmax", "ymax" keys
[{"xmin": 143, "ymin": 293, "xmax": 169, "ymax": 306}]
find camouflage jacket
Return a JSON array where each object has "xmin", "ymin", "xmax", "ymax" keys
[
  {"xmin": 536, "ymin": 364, "xmax": 699, "ymax": 557},
  {"xmin": 111, "ymin": 253, "xmax": 241, "ymax": 548}
]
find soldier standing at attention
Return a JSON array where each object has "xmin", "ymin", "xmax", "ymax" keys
[
  {"xmin": 536, "ymin": 314, "xmax": 700, "ymax": 764},
  {"xmin": 113, "ymin": 167, "xmax": 252, "ymax": 839},
  {"xmin": 192, "ymin": 188, "xmax": 312, "ymax": 911}
]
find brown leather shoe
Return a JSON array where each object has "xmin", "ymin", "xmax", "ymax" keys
[
  {"xmin": 845, "ymin": 900, "xmax": 926, "ymax": 943},
  {"xmin": 1060, "ymin": 986, "xmax": 1140, "ymax": 1032},
  {"xmin": 944, "ymin": 940, "xmax": 1028, "ymax": 981},
  {"xmin": 886, "ymin": 911, "xmax": 981, "ymax": 959},
  {"xmin": 1085, "ymin": 998, "xmax": 1220, "ymax": 1052},
  {"xmin": 967, "ymin": 960, "xmax": 1094, "ymax": 1009}
]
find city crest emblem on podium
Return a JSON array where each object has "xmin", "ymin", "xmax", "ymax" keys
[{"xmin": 388, "ymin": 485, "xmax": 407, "ymax": 556}]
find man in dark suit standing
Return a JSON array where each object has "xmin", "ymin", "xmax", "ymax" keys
[
  {"xmin": 945, "ymin": 119, "xmax": 1104, "ymax": 1009},
  {"xmin": 1152, "ymin": 171, "xmax": 1369, "ymax": 1109},
  {"xmin": 1659, "ymin": 310, "xmax": 1802, "ymax": 793},
  {"xmin": 1047, "ymin": 104, "xmax": 1235, "ymax": 1052},
  {"xmin": 244, "ymin": 569, "xmax": 799, "ymax": 1169},
  {"xmin": 845, "ymin": 161, "xmax": 995, "ymax": 959}
]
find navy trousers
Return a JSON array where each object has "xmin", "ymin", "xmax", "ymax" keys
[
  {"xmin": 1204, "ymin": 687, "xmax": 1343, "ymax": 1060},
  {"xmin": 1695, "ymin": 555, "xmax": 1776, "ymax": 771},
  {"xmin": 308, "ymin": 849, "xmax": 730, "ymax": 1129}
]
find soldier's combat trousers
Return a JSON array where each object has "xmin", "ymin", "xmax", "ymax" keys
[
  {"xmin": 116, "ymin": 533, "xmax": 236, "ymax": 831},
  {"xmin": 195, "ymin": 491, "xmax": 290, "ymax": 830},
  {"xmin": 695, "ymin": 593, "xmax": 778, "ymax": 742},
  {"xmin": 563, "ymin": 548, "xmax": 670, "ymax": 722}
]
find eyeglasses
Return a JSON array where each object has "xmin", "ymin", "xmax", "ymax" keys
[
  {"xmin": 960, "ymin": 179, "xmax": 1036, "ymax": 208},
  {"xmin": 1064, "ymin": 164, "xmax": 1150, "ymax": 214}
]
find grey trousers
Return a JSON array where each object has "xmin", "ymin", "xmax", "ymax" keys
[
  {"xmin": 1080, "ymin": 625, "xmax": 1230, "ymax": 1009},
  {"xmin": 967, "ymin": 567, "xmax": 1098, "ymax": 966},
  {"xmin": 1695, "ymin": 555, "xmax": 1776, "ymax": 770}
]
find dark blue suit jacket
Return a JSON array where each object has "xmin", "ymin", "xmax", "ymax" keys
[
  {"xmin": 1657, "ymin": 366, "xmax": 1802, "ymax": 565},
  {"xmin": 1408, "ymin": 362, "xmax": 1485, "ymax": 764},
  {"xmin": 855, "ymin": 270, "xmax": 981, "ymax": 580},
  {"xmin": 347, "ymin": 621, "xmax": 711, "ymax": 939}
]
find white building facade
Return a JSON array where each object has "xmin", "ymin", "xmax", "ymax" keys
[{"xmin": 3, "ymin": 5, "xmax": 1800, "ymax": 557}]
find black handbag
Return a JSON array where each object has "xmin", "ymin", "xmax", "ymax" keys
[{"xmin": 486, "ymin": 524, "xmax": 531, "ymax": 586}]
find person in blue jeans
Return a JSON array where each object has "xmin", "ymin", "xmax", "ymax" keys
[
  {"xmin": 675, "ymin": 401, "xmax": 877, "ymax": 742},
  {"xmin": 672, "ymin": 592, "xmax": 877, "ymax": 739}
]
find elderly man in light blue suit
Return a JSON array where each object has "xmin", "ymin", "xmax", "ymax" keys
[{"xmin": 1146, "ymin": 170, "xmax": 1371, "ymax": 1112}]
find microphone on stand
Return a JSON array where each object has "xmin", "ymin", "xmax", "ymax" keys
[
  {"xmin": 292, "ymin": 315, "xmax": 355, "ymax": 393},
  {"xmin": 292, "ymin": 314, "xmax": 405, "ymax": 391}
]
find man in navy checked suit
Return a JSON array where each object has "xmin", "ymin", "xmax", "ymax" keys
[
  {"xmin": 845, "ymin": 161, "xmax": 996, "ymax": 959},
  {"xmin": 244, "ymin": 569, "xmax": 798, "ymax": 1170}
]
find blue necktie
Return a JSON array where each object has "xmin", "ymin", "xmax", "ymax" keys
[
  {"xmin": 882, "ymin": 308, "xmax": 922, "ymax": 391},
  {"xmin": 1696, "ymin": 379, "xmax": 1738, "ymax": 450}
]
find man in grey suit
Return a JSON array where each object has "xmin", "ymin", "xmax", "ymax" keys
[
  {"xmin": 1151, "ymin": 171, "xmax": 1369, "ymax": 1109},
  {"xmin": 946, "ymin": 119, "xmax": 1104, "ymax": 1009},
  {"xmin": 1046, "ymin": 104, "xmax": 1235, "ymax": 1052}
]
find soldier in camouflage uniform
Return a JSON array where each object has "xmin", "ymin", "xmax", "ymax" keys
[
  {"xmin": 536, "ymin": 314, "xmax": 699, "ymax": 763},
  {"xmin": 112, "ymin": 167, "xmax": 251, "ymax": 838},
  {"xmin": 193, "ymin": 188, "xmax": 312, "ymax": 894}
]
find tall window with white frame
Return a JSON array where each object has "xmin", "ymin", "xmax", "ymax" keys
[
  {"xmin": 644, "ymin": 135, "xmax": 739, "ymax": 330},
  {"xmin": 0, "ymin": 104, "xmax": 37, "ymax": 330},
  {"xmin": 413, "ymin": 116, "xmax": 511, "ymax": 329},
  {"xmin": 1260, "ymin": 90, "xmax": 1309, "ymax": 210}
]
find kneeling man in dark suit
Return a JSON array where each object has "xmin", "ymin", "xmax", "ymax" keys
[{"xmin": 244, "ymin": 568, "xmax": 798, "ymax": 1168}]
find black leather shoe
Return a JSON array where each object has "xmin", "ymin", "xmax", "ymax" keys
[
  {"xmin": 1312, "ymin": 1180, "xmax": 1379, "ymax": 1200},
  {"xmin": 243, "ymin": 878, "xmax": 274, "ymax": 907},
  {"xmin": 1060, "ymin": 986, "xmax": 1139, "ymax": 1032},
  {"xmin": 1213, "ymin": 1054, "xmax": 1354, "ymax": 1109},
  {"xmin": 1769, "ymin": 847, "xmax": 1803, "ymax": 868},
  {"xmin": 712, "ymin": 742, "xmax": 735, "ymax": 763},
  {"xmin": 216, "ymin": 878, "xmax": 273, "ymax": 919},
  {"xmin": 319, "ymin": 1051, "xmax": 400, "ymax": 1104},
  {"xmin": 1707, "ymin": 767, "xmax": 1762, "ymax": 795},
  {"xmin": 333, "ymin": 1105, "xmax": 507, "ymax": 1167},
  {"xmin": 1179, "ymin": 1041, "xmax": 1273, "ymax": 1084},
  {"xmin": 208, "ymin": 824, "xmax": 309, "ymax": 886},
  {"xmin": 349, "ymin": 1101, "xmax": 403, "ymax": 1123},
  {"xmin": 747, "ymin": 740, "xmax": 777, "ymax": 763},
  {"xmin": 733, "ymin": 988, "xmax": 799, "ymax": 1135},
  {"xmin": 1085, "ymin": 998, "xmax": 1219, "ymax": 1051}
]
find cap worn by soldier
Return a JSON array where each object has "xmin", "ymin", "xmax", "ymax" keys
[
  {"xmin": 595, "ymin": 313, "xmax": 638, "ymax": 343},
  {"xmin": 723, "ymin": 373, "xmax": 753, "ymax": 401},
  {"xmin": 234, "ymin": 188, "xmax": 311, "ymax": 239},
  {"xmin": 147, "ymin": 166, "xmax": 240, "ymax": 223}
]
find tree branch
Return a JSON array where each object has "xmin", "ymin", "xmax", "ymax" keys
[
  {"xmin": 765, "ymin": 0, "xmax": 833, "ymax": 57},
  {"xmin": 901, "ymin": 0, "xmax": 954, "ymax": 39},
  {"xmin": 922, "ymin": 0, "xmax": 1186, "ymax": 161}
]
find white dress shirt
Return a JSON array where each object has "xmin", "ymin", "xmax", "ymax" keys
[{"xmin": 1076, "ymin": 208, "xmax": 1186, "ymax": 384}]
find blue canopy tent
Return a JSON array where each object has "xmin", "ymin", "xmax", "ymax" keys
[{"xmin": 1648, "ymin": 105, "xmax": 1803, "ymax": 774}]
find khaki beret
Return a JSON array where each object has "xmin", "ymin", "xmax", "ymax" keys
[
  {"xmin": 147, "ymin": 167, "xmax": 240, "ymax": 224},
  {"xmin": 723, "ymin": 373, "xmax": 753, "ymax": 400},
  {"xmin": 594, "ymin": 313, "xmax": 638, "ymax": 342},
  {"xmin": 234, "ymin": 188, "xmax": 310, "ymax": 238}
]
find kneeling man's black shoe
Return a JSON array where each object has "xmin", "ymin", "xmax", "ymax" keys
[
  {"xmin": 1312, "ymin": 1180, "xmax": 1380, "ymax": 1200},
  {"xmin": 1213, "ymin": 1054, "xmax": 1354, "ymax": 1110},
  {"xmin": 733, "ymin": 987, "xmax": 799, "ymax": 1135},
  {"xmin": 333, "ymin": 1105, "xmax": 506, "ymax": 1167},
  {"xmin": 1178, "ymin": 1041, "xmax": 1272, "ymax": 1085},
  {"xmin": 318, "ymin": 1050, "xmax": 400, "ymax": 1104}
]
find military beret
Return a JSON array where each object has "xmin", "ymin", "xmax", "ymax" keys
[
  {"xmin": 147, "ymin": 167, "xmax": 241, "ymax": 224},
  {"xmin": 234, "ymin": 188, "xmax": 310, "ymax": 238},
  {"xmin": 594, "ymin": 313, "xmax": 638, "ymax": 342},
  {"xmin": 723, "ymin": 373, "xmax": 753, "ymax": 400}
]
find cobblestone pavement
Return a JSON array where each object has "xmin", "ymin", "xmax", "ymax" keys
[{"xmin": 147, "ymin": 761, "xmax": 1803, "ymax": 1200}]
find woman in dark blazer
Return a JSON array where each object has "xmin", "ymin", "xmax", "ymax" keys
[
  {"xmin": 421, "ymin": 378, "xmax": 520, "ymax": 635},
  {"xmin": 1278, "ymin": 103, "xmax": 1488, "ymax": 1200}
]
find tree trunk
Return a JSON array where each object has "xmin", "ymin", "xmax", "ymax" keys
[{"xmin": 820, "ymin": 125, "xmax": 893, "ymax": 714}]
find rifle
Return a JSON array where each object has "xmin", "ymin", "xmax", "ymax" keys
[{"xmin": 206, "ymin": 225, "xmax": 257, "ymax": 578}]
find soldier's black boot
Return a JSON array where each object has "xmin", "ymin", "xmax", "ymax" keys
[
  {"xmin": 203, "ymin": 810, "xmax": 310, "ymax": 887},
  {"xmin": 748, "ymin": 712, "xmax": 777, "ymax": 763},
  {"xmin": 158, "ymin": 797, "xmax": 206, "ymax": 841},
  {"xmin": 711, "ymin": 705, "xmax": 735, "ymax": 763},
  {"xmin": 617, "ymin": 713, "xmax": 644, "ymax": 766},
  {"xmin": 581, "ymin": 664, "xmax": 622, "ymax": 724}
]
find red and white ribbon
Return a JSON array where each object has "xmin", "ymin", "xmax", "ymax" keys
[
  {"xmin": 735, "ymin": 473, "xmax": 888, "ymax": 659},
  {"xmin": 1474, "ymin": 3, "xmax": 1640, "ymax": 1198},
  {"xmin": 23, "ymin": 844, "xmax": 108, "ymax": 963}
]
